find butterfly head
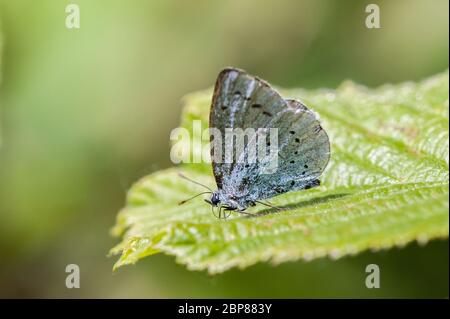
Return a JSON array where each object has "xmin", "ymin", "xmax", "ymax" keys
[
  {"xmin": 210, "ymin": 192, "xmax": 221, "ymax": 206},
  {"xmin": 206, "ymin": 191, "xmax": 243, "ymax": 218},
  {"xmin": 208, "ymin": 190, "xmax": 244, "ymax": 211},
  {"xmin": 206, "ymin": 191, "xmax": 236, "ymax": 208}
]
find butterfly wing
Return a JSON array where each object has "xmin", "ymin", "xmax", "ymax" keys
[
  {"xmin": 210, "ymin": 68, "xmax": 330, "ymax": 204},
  {"xmin": 210, "ymin": 68, "xmax": 288, "ymax": 188},
  {"xmin": 243, "ymin": 99, "xmax": 330, "ymax": 202}
]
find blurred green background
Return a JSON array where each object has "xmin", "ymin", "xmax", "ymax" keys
[{"xmin": 0, "ymin": 0, "xmax": 448, "ymax": 298}]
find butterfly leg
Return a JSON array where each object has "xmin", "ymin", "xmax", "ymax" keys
[
  {"xmin": 304, "ymin": 179, "xmax": 320, "ymax": 190},
  {"xmin": 235, "ymin": 209, "xmax": 259, "ymax": 217},
  {"xmin": 255, "ymin": 200, "xmax": 282, "ymax": 211},
  {"xmin": 222, "ymin": 205, "xmax": 237, "ymax": 219},
  {"xmin": 235, "ymin": 204, "xmax": 260, "ymax": 216},
  {"xmin": 212, "ymin": 205, "xmax": 230, "ymax": 219}
]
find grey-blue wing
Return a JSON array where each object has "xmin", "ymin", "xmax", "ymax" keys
[
  {"xmin": 210, "ymin": 68, "xmax": 330, "ymax": 204},
  {"xmin": 241, "ymin": 99, "xmax": 330, "ymax": 202},
  {"xmin": 210, "ymin": 67, "xmax": 287, "ymax": 189}
]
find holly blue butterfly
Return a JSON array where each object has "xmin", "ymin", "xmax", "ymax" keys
[{"xmin": 180, "ymin": 67, "xmax": 330, "ymax": 218}]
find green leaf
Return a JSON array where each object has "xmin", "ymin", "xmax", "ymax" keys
[
  {"xmin": 0, "ymin": 22, "xmax": 3, "ymax": 147},
  {"xmin": 110, "ymin": 71, "xmax": 449, "ymax": 274}
]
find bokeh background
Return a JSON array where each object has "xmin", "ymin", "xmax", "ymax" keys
[{"xmin": 0, "ymin": 0, "xmax": 448, "ymax": 298}]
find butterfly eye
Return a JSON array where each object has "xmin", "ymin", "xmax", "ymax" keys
[{"xmin": 211, "ymin": 194, "xmax": 220, "ymax": 206}]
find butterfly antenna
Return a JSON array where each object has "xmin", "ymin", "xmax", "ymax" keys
[
  {"xmin": 178, "ymin": 191, "xmax": 212, "ymax": 205},
  {"xmin": 178, "ymin": 172, "xmax": 213, "ymax": 192}
]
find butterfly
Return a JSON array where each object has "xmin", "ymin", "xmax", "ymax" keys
[{"xmin": 180, "ymin": 67, "xmax": 330, "ymax": 218}]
